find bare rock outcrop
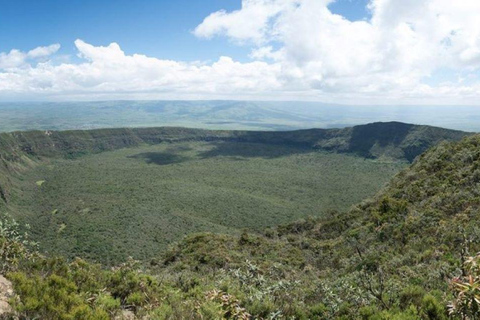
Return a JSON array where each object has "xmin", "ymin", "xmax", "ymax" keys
[{"xmin": 0, "ymin": 275, "xmax": 13, "ymax": 316}]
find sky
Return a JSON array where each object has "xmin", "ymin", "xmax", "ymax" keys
[{"xmin": 1, "ymin": 0, "xmax": 480, "ymax": 104}]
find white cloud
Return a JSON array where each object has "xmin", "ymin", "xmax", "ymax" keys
[
  {"xmin": 0, "ymin": 50, "xmax": 27, "ymax": 69},
  {"xmin": 0, "ymin": 44, "xmax": 60, "ymax": 70},
  {"xmin": 193, "ymin": 0, "xmax": 301, "ymax": 44},
  {"xmin": 27, "ymin": 44, "xmax": 61, "ymax": 59},
  {"xmin": 192, "ymin": 0, "xmax": 480, "ymax": 103},
  {"xmin": 249, "ymin": 46, "xmax": 284, "ymax": 60},
  {"xmin": 0, "ymin": 39, "xmax": 283, "ymax": 100},
  {"xmin": 1, "ymin": 0, "xmax": 480, "ymax": 103}
]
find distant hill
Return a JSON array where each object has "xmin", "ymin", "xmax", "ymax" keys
[{"xmin": 1, "ymin": 101, "xmax": 480, "ymax": 132}]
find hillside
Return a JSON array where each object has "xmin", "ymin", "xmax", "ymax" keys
[
  {"xmin": 0, "ymin": 121, "xmax": 468, "ymax": 163},
  {"xmin": 154, "ymin": 132, "xmax": 480, "ymax": 318},
  {"xmin": 0, "ymin": 131, "xmax": 479, "ymax": 319}
]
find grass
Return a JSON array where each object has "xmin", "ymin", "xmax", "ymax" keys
[{"xmin": 11, "ymin": 141, "xmax": 406, "ymax": 265}]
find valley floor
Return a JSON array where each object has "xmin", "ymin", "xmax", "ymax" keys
[{"xmin": 12, "ymin": 141, "xmax": 405, "ymax": 264}]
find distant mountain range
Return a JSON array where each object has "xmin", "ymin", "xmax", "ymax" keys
[{"xmin": 1, "ymin": 100, "xmax": 480, "ymax": 132}]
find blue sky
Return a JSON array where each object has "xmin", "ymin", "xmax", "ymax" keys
[
  {"xmin": 0, "ymin": 0, "xmax": 369, "ymax": 62},
  {"xmin": 0, "ymin": 0, "xmax": 247, "ymax": 61},
  {"xmin": 0, "ymin": 0, "xmax": 479, "ymax": 104},
  {"xmin": 328, "ymin": 0, "xmax": 370, "ymax": 21}
]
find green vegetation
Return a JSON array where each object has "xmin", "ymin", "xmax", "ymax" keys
[
  {"xmin": 13, "ymin": 141, "xmax": 403, "ymax": 265},
  {"xmin": 449, "ymin": 253, "xmax": 480, "ymax": 319},
  {"xmin": 0, "ymin": 122, "xmax": 477, "ymax": 319},
  {"xmin": 0, "ymin": 121, "xmax": 468, "ymax": 164},
  {"xmin": 151, "ymin": 133, "xmax": 480, "ymax": 318},
  {"xmin": 0, "ymin": 121, "xmax": 466, "ymax": 264},
  {"xmin": 159, "ymin": 133, "xmax": 480, "ymax": 319}
]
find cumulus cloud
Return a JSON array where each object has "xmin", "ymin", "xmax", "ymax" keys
[
  {"xmin": 0, "ymin": 39, "xmax": 283, "ymax": 100},
  {"xmin": 0, "ymin": 44, "xmax": 60, "ymax": 70},
  {"xmin": 193, "ymin": 0, "xmax": 480, "ymax": 103},
  {"xmin": 193, "ymin": 0, "xmax": 301, "ymax": 44},
  {"xmin": 0, "ymin": 50, "xmax": 27, "ymax": 69},
  {"xmin": 27, "ymin": 44, "xmax": 61, "ymax": 59},
  {"xmin": 1, "ymin": 0, "xmax": 480, "ymax": 103}
]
